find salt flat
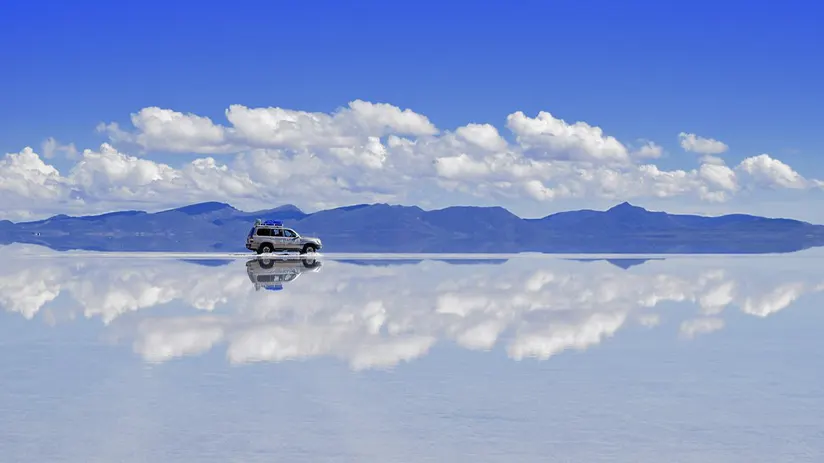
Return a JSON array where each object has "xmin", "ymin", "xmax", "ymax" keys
[{"xmin": 1, "ymin": 245, "xmax": 822, "ymax": 462}]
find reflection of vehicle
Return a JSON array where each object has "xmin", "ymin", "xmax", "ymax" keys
[
  {"xmin": 245, "ymin": 257, "xmax": 323, "ymax": 291},
  {"xmin": 246, "ymin": 219, "xmax": 323, "ymax": 255}
]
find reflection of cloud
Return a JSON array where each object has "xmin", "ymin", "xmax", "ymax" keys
[
  {"xmin": 1, "ymin": 244, "xmax": 822, "ymax": 369},
  {"xmin": 638, "ymin": 314, "xmax": 661, "ymax": 327},
  {"xmin": 454, "ymin": 320, "xmax": 506, "ymax": 351},
  {"xmin": 741, "ymin": 283, "xmax": 805, "ymax": 317},
  {"xmin": 0, "ymin": 245, "xmax": 252, "ymax": 323},
  {"xmin": 134, "ymin": 318, "xmax": 225, "ymax": 363},
  {"xmin": 679, "ymin": 317, "xmax": 725, "ymax": 339},
  {"xmin": 0, "ymin": 265, "xmax": 63, "ymax": 319},
  {"xmin": 508, "ymin": 312, "xmax": 627, "ymax": 360},
  {"xmin": 699, "ymin": 281, "xmax": 735, "ymax": 315}
]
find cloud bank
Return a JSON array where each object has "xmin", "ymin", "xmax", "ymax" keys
[{"xmin": 1, "ymin": 100, "xmax": 821, "ymax": 220}]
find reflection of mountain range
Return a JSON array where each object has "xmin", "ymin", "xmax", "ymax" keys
[
  {"xmin": 180, "ymin": 259, "xmax": 233, "ymax": 267},
  {"xmin": 567, "ymin": 258, "xmax": 664, "ymax": 270},
  {"xmin": 338, "ymin": 258, "xmax": 510, "ymax": 267},
  {"xmin": 3, "ymin": 201, "xmax": 824, "ymax": 254},
  {"xmin": 1, "ymin": 244, "xmax": 821, "ymax": 369}
]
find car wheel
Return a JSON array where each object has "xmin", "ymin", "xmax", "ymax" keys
[
  {"xmin": 259, "ymin": 243, "xmax": 274, "ymax": 254},
  {"xmin": 301, "ymin": 244, "xmax": 316, "ymax": 254}
]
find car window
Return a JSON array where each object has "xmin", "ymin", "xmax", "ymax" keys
[
  {"xmin": 256, "ymin": 228, "xmax": 270, "ymax": 236},
  {"xmin": 271, "ymin": 228, "xmax": 283, "ymax": 237},
  {"xmin": 283, "ymin": 229, "xmax": 296, "ymax": 237}
]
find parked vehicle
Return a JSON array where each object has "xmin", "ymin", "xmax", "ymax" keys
[{"xmin": 246, "ymin": 219, "xmax": 323, "ymax": 255}]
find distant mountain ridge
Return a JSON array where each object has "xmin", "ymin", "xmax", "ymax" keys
[{"xmin": 2, "ymin": 201, "xmax": 824, "ymax": 254}]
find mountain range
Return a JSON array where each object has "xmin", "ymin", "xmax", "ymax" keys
[{"xmin": 2, "ymin": 201, "xmax": 823, "ymax": 254}]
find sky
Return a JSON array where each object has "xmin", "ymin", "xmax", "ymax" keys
[{"xmin": 1, "ymin": 0, "xmax": 823, "ymax": 222}]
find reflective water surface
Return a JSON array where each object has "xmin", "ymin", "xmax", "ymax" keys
[{"xmin": 1, "ymin": 244, "xmax": 823, "ymax": 462}]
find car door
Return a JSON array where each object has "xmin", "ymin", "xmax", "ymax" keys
[
  {"xmin": 270, "ymin": 228, "xmax": 285, "ymax": 250},
  {"xmin": 282, "ymin": 228, "xmax": 300, "ymax": 251},
  {"xmin": 253, "ymin": 227, "xmax": 271, "ymax": 249}
]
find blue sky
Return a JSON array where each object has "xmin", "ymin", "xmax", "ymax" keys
[{"xmin": 1, "ymin": 0, "xmax": 823, "ymax": 221}]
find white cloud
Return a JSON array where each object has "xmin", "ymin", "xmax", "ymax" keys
[
  {"xmin": 99, "ymin": 100, "xmax": 438, "ymax": 154},
  {"xmin": 69, "ymin": 144, "xmax": 182, "ymax": 197},
  {"xmin": 631, "ymin": 140, "xmax": 664, "ymax": 159},
  {"xmin": 0, "ymin": 144, "xmax": 265, "ymax": 219},
  {"xmin": 3, "ymin": 100, "xmax": 822, "ymax": 220},
  {"xmin": 0, "ymin": 148, "xmax": 73, "ymax": 219},
  {"xmin": 454, "ymin": 123, "xmax": 509, "ymax": 152},
  {"xmin": 130, "ymin": 107, "xmax": 236, "ymax": 153},
  {"xmin": 736, "ymin": 154, "xmax": 808, "ymax": 189},
  {"xmin": 699, "ymin": 163, "xmax": 738, "ymax": 192},
  {"xmin": 679, "ymin": 132, "xmax": 729, "ymax": 155},
  {"xmin": 344, "ymin": 100, "xmax": 439, "ymax": 137},
  {"xmin": 41, "ymin": 137, "xmax": 79, "ymax": 160},
  {"xmin": 506, "ymin": 111, "xmax": 629, "ymax": 163},
  {"xmin": 699, "ymin": 154, "xmax": 726, "ymax": 166}
]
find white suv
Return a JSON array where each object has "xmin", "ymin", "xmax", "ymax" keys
[{"xmin": 245, "ymin": 219, "xmax": 322, "ymax": 254}]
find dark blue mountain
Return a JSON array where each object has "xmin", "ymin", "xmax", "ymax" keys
[{"xmin": 2, "ymin": 201, "xmax": 824, "ymax": 254}]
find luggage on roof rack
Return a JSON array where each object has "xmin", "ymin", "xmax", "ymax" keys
[{"xmin": 255, "ymin": 219, "xmax": 283, "ymax": 226}]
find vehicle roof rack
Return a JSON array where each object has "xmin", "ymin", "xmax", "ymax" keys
[{"xmin": 255, "ymin": 219, "xmax": 283, "ymax": 227}]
